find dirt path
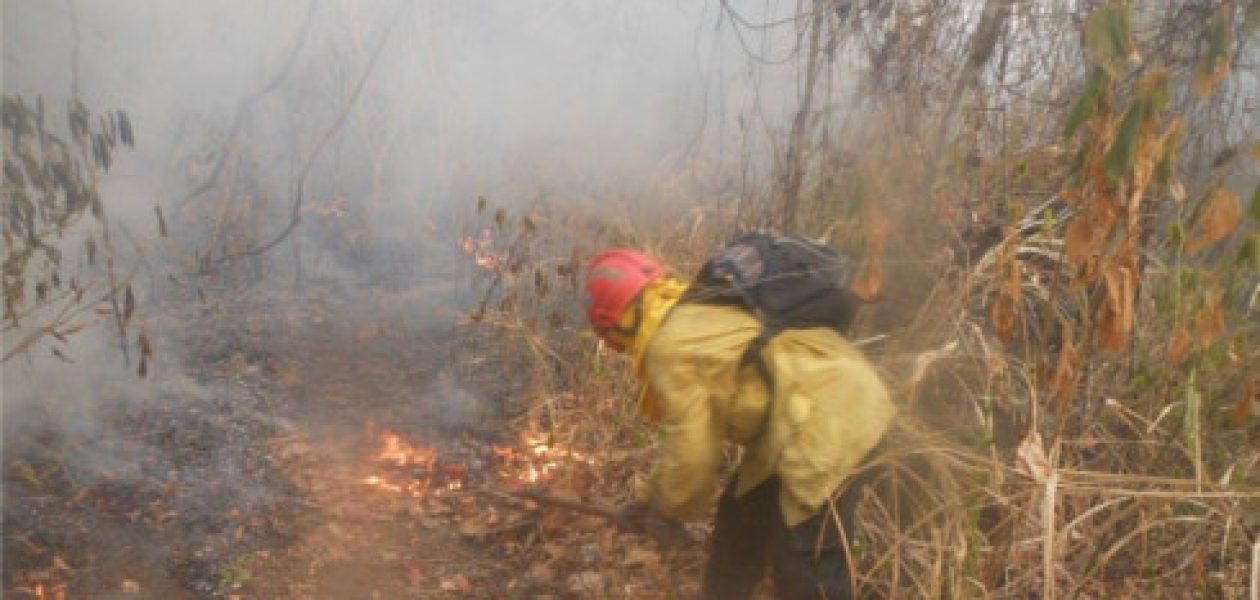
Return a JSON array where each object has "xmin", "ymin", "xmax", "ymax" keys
[
  {"xmin": 216, "ymin": 287, "xmax": 516, "ymax": 598},
  {"xmin": 4, "ymin": 280, "xmax": 696, "ymax": 599}
]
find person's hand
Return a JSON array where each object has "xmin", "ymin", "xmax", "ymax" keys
[
  {"xmin": 615, "ymin": 502, "xmax": 689, "ymax": 545},
  {"xmin": 615, "ymin": 501, "xmax": 653, "ymax": 530}
]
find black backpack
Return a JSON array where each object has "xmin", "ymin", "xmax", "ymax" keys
[{"xmin": 682, "ymin": 232, "xmax": 862, "ymax": 372}]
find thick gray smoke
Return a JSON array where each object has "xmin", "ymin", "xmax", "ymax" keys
[{"xmin": 3, "ymin": 1, "xmax": 808, "ymax": 595}]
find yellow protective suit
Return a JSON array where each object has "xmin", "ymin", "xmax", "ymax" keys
[{"xmin": 622, "ymin": 276, "xmax": 896, "ymax": 527}]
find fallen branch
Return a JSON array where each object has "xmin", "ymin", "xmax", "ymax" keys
[{"xmin": 503, "ymin": 487, "xmax": 620, "ymax": 521}]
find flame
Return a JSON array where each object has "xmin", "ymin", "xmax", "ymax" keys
[
  {"xmin": 29, "ymin": 584, "xmax": 66, "ymax": 600},
  {"xmin": 377, "ymin": 433, "xmax": 436, "ymax": 468},
  {"xmin": 363, "ymin": 429, "xmax": 598, "ymax": 496},
  {"xmin": 458, "ymin": 228, "xmax": 507, "ymax": 271},
  {"xmin": 362, "ymin": 432, "xmax": 441, "ymax": 497},
  {"xmin": 493, "ymin": 432, "xmax": 596, "ymax": 485}
]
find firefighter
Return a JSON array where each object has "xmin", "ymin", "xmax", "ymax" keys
[{"xmin": 584, "ymin": 248, "xmax": 896, "ymax": 599}]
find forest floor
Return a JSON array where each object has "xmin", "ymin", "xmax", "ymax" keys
[{"xmin": 4, "ymin": 275, "xmax": 706, "ymax": 599}]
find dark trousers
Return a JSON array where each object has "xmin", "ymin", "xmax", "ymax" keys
[{"xmin": 703, "ymin": 475, "xmax": 866, "ymax": 599}]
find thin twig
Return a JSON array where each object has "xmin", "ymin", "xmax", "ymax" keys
[
  {"xmin": 179, "ymin": 0, "xmax": 319, "ymax": 209},
  {"xmin": 208, "ymin": 0, "xmax": 406, "ymax": 269}
]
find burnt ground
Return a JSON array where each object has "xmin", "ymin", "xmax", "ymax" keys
[
  {"xmin": 2, "ymin": 273, "xmax": 533, "ymax": 599},
  {"xmin": 5, "ymin": 255, "xmax": 707, "ymax": 599},
  {"xmin": 211, "ymin": 281, "xmax": 532, "ymax": 599}
]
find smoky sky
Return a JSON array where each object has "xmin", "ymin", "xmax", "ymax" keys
[{"xmin": 3, "ymin": 0, "xmax": 808, "ymax": 234}]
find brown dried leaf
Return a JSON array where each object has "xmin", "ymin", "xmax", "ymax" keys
[
  {"xmin": 990, "ymin": 295, "xmax": 1018, "ymax": 342},
  {"xmin": 1005, "ymin": 255, "xmax": 1023, "ymax": 300},
  {"xmin": 849, "ymin": 259, "xmax": 883, "ymax": 302},
  {"xmin": 404, "ymin": 562, "xmax": 425, "ymax": 587},
  {"xmin": 1188, "ymin": 189, "xmax": 1242, "ymax": 253},
  {"xmin": 623, "ymin": 548, "xmax": 660, "ymax": 569},
  {"xmin": 1016, "ymin": 430, "xmax": 1052, "ymax": 483},
  {"xmin": 1193, "ymin": 290, "xmax": 1226, "ymax": 348},
  {"xmin": 525, "ymin": 562, "xmax": 556, "ymax": 585},
  {"xmin": 1095, "ymin": 264, "xmax": 1136, "ymax": 351},
  {"xmin": 1167, "ymin": 324, "xmax": 1191, "ymax": 365},
  {"xmin": 1049, "ymin": 325, "xmax": 1078, "ymax": 402},
  {"xmin": 1064, "ymin": 217, "xmax": 1095, "ymax": 269},
  {"xmin": 458, "ymin": 519, "xmax": 487, "ymax": 538},
  {"xmin": 1231, "ymin": 380, "xmax": 1256, "ymax": 428},
  {"xmin": 441, "ymin": 574, "xmax": 473, "ymax": 593}
]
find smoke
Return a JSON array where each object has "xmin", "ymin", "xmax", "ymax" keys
[
  {"xmin": 4, "ymin": 0, "xmax": 805, "ymax": 229},
  {"xmin": 2, "ymin": 1, "xmax": 811, "ymax": 593}
]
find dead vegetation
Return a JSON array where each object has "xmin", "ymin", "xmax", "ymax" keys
[{"xmin": 4, "ymin": 1, "xmax": 1260, "ymax": 598}]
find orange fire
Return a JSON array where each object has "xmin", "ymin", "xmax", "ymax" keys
[
  {"xmin": 362, "ymin": 430, "xmax": 597, "ymax": 496},
  {"xmin": 493, "ymin": 433, "xmax": 596, "ymax": 485},
  {"xmin": 362, "ymin": 432, "xmax": 441, "ymax": 497},
  {"xmin": 458, "ymin": 228, "xmax": 507, "ymax": 271},
  {"xmin": 30, "ymin": 584, "xmax": 67, "ymax": 600}
]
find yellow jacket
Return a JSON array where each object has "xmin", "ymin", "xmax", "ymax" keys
[{"xmin": 626, "ymin": 277, "xmax": 896, "ymax": 527}]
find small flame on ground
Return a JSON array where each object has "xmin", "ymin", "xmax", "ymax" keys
[
  {"xmin": 493, "ymin": 432, "xmax": 596, "ymax": 485},
  {"xmin": 362, "ymin": 430, "xmax": 598, "ymax": 495},
  {"xmin": 362, "ymin": 431, "xmax": 440, "ymax": 497}
]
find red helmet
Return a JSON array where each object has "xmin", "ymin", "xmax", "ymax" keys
[{"xmin": 584, "ymin": 249, "xmax": 664, "ymax": 330}]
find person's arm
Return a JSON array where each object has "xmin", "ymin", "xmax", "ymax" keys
[{"xmin": 636, "ymin": 366, "xmax": 723, "ymax": 523}]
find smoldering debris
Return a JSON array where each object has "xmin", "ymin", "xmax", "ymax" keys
[{"xmin": 2, "ymin": 379, "xmax": 313, "ymax": 598}]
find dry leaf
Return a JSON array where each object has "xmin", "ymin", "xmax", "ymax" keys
[
  {"xmin": 1167, "ymin": 324, "xmax": 1191, "ymax": 365},
  {"xmin": 403, "ymin": 563, "xmax": 425, "ymax": 587},
  {"xmin": 567, "ymin": 571, "xmax": 606, "ymax": 596},
  {"xmin": 623, "ymin": 548, "xmax": 660, "ymax": 569},
  {"xmin": 1049, "ymin": 325, "xmax": 1078, "ymax": 402},
  {"xmin": 849, "ymin": 259, "xmax": 883, "ymax": 302},
  {"xmin": 458, "ymin": 520, "xmax": 486, "ymax": 538},
  {"xmin": 1189, "ymin": 188, "xmax": 1242, "ymax": 253},
  {"xmin": 990, "ymin": 296, "xmax": 1018, "ymax": 342},
  {"xmin": 1064, "ymin": 217, "xmax": 1095, "ymax": 269},
  {"xmin": 1095, "ymin": 264, "xmax": 1135, "ymax": 351},
  {"xmin": 1231, "ymin": 380, "xmax": 1256, "ymax": 428},
  {"xmin": 1193, "ymin": 289, "xmax": 1226, "ymax": 349},
  {"xmin": 441, "ymin": 574, "xmax": 473, "ymax": 593},
  {"xmin": 1016, "ymin": 430, "xmax": 1052, "ymax": 483},
  {"xmin": 525, "ymin": 562, "xmax": 556, "ymax": 585}
]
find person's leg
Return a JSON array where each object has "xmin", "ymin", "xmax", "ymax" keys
[
  {"xmin": 703, "ymin": 476, "xmax": 779, "ymax": 600},
  {"xmin": 769, "ymin": 471, "xmax": 873, "ymax": 599},
  {"xmin": 768, "ymin": 508, "xmax": 852, "ymax": 599}
]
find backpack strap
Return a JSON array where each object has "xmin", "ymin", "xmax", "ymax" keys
[{"xmin": 739, "ymin": 322, "xmax": 783, "ymax": 398}]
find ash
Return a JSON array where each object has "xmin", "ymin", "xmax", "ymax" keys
[{"xmin": 3, "ymin": 381, "xmax": 310, "ymax": 598}]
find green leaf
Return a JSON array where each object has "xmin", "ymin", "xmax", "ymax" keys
[
  {"xmin": 1153, "ymin": 121, "xmax": 1184, "ymax": 187},
  {"xmin": 1105, "ymin": 103, "xmax": 1145, "ymax": 182},
  {"xmin": 1184, "ymin": 369, "xmax": 1202, "ymax": 483},
  {"xmin": 1064, "ymin": 67, "xmax": 1109, "ymax": 138},
  {"xmin": 1167, "ymin": 220, "xmax": 1185, "ymax": 249},
  {"xmin": 1247, "ymin": 0, "xmax": 1260, "ymax": 34},
  {"xmin": 1249, "ymin": 183, "xmax": 1260, "ymax": 221},
  {"xmin": 1237, "ymin": 234, "xmax": 1259, "ymax": 270},
  {"xmin": 1137, "ymin": 68, "xmax": 1171, "ymax": 115},
  {"xmin": 1084, "ymin": 5, "xmax": 1133, "ymax": 77}
]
